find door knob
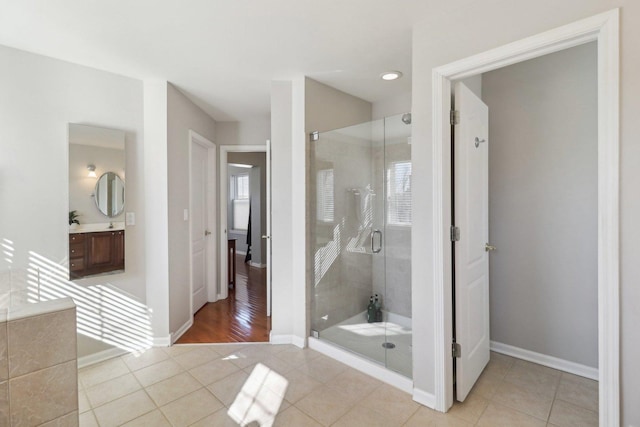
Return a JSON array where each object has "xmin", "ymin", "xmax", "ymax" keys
[
  {"xmin": 485, "ymin": 243, "xmax": 497, "ymax": 252},
  {"xmin": 205, "ymin": 230, "xmax": 212, "ymax": 236}
]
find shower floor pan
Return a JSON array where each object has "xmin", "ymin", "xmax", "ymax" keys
[{"xmin": 319, "ymin": 311, "xmax": 412, "ymax": 378}]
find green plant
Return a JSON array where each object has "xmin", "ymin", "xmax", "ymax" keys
[{"xmin": 69, "ymin": 210, "xmax": 80, "ymax": 226}]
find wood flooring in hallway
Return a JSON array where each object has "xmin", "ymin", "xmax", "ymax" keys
[{"xmin": 176, "ymin": 254, "xmax": 270, "ymax": 343}]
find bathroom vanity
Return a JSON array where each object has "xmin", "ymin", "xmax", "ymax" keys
[{"xmin": 69, "ymin": 226, "xmax": 125, "ymax": 279}]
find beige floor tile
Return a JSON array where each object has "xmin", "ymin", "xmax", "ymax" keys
[
  {"xmin": 161, "ymin": 345, "xmax": 197, "ymax": 357},
  {"xmin": 242, "ymin": 355, "xmax": 298, "ymax": 375},
  {"xmin": 295, "ymin": 355, "xmax": 348, "ymax": 384},
  {"xmin": 145, "ymin": 372, "xmax": 202, "ymax": 406},
  {"xmin": 133, "ymin": 359, "xmax": 183, "ymax": 387},
  {"xmin": 448, "ymin": 393, "xmax": 490, "ymax": 424},
  {"xmin": 122, "ymin": 348, "xmax": 170, "ymax": 372},
  {"xmin": 357, "ymin": 384, "xmax": 419, "ymax": 425},
  {"xmin": 485, "ymin": 352, "xmax": 516, "ymax": 377},
  {"xmin": 207, "ymin": 343, "xmax": 250, "ymax": 356},
  {"xmin": 172, "ymin": 346, "xmax": 219, "ymax": 370},
  {"xmin": 333, "ymin": 404, "xmax": 405, "ymax": 427},
  {"xmin": 160, "ymin": 388, "xmax": 223, "ymax": 427},
  {"xmin": 295, "ymin": 385, "xmax": 359, "ymax": 426},
  {"xmin": 78, "ymin": 389, "xmax": 90, "ymax": 413},
  {"xmin": 226, "ymin": 345, "xmax": 273, "ymax": 369},
  {"xmin": 189, "ymin": 358, "xmax": 241, "ymax": 386},
  {"xmin": 548, "ymin": 399, "xmax": 598, "ymax": 427},
  {"xmin": 207, "ymin": 369, "xmax": 250, "ymax": 407},
  {"xmin": 190, "ymin": 408, "xmax": 241, "ymax": 427},
  {"xmin": 274, "ymin": 347, "xmax": 321, "ymax": 367},
  {"xmin": 470, "ymin": 369, "xmax": 504, "ymax": 399},
  {"xmin": 492, "ymin": 379, "xmax": 554, "ymax": 420},
  {"xmin": 79, "ymin": 357, "xmax": 130, "ymax": 389},
  {"xmin": 404, "ymin": 406, "xmax": 474, "ymax": 427},
  {"xmin": 121, "ymin": 409, "xmax": 171, "ymax": 427},
  {"xmin": 504, "ymin": 362, "xmax": 560, "ymax": 397},
  {"xmin": 476, "ymin": 403, "xmax": 546, "ymax": 427},
  {"xmin": 79, "ymin": 411, "xmax": 98, "ymax": 427},
  {"xmin": 93, "ymin": 390, "xmax": 156, "ymax": 427},
  {"xmin": 274, "ymin": 406, "xmax": 322, "ymax": 427},
  {"xmin": 556, "ymin": 373, "xmax": 598, "ymax": 411},
  {"xmin": 282, "ymin": 368, "xmax": 323, "ymax": 404},
  {"xmin": 85, "ymin": 373, "xmax": 141, "ymax": 408},
  {"xmin": 325, "ymin": 368, "xmax": 382, "ymax": 402}
]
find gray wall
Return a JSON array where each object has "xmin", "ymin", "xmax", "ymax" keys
[
  {"xmin": 482, "ymin": 43, "xmax": 598, "ymax": 367},
  {"xmin": 166, "ymin": 83, "xmax": 216, "ymax": 333}
]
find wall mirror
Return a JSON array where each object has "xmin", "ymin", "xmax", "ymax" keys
[{"xmin": 68, "ymin": 123, "xmax": 126, "ymax": 279}]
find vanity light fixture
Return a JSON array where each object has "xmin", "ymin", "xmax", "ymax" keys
[
  {"xmin": 380, "ymin": 71, "xmax": 403, "ymax": 81},
  {"xmin": 87, "ymin": 164, "xmax": 97, "ymax": 178}
]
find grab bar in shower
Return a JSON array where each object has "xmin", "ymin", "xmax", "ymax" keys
[{"xmin": 371, "ymin": 229, "xmax": 382, "ymax": 254}]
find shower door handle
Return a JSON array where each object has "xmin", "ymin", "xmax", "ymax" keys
[{"xmin": 371, "ymin": 229, "xmax": 383, "ymax": 254}]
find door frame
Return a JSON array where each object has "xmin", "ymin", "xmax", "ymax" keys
[
  {"xmin": 219, "ymin": 144, "xmax": 270, "ymax": 309},
  {"xmin": 431, "ymin": 9, "xmax": 619, "ymax": 425},
  {"xmin": 188, "ymin": 130, "xmax": 217, "ymax": 317}
]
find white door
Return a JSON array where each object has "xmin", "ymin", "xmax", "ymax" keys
[
  {"xmin": 191, "ymin": 141, "xmax": 209, "ymax": 313},
  {"xmin": 265, "ymin": 140, "xmax": 272, "ymax": 316},
  {"xmin": 454, "ymin": 82, "xmax": 490, "ymax": 401}
]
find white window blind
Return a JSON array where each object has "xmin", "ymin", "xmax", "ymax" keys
[
  {"xmin": 317, "ymin": 169, "xmax": 334, "ymax": 222},
  {"xmin": 387, "ymin": 161, "xmax": 412, "ymax": 225},
  {"xmin": 231, "ymin": 173, "xmax": 250, "ymax": 230}
]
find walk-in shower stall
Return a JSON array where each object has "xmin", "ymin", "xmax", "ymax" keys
[{"xmin": 309, "ymin": 113, "xmax": 412, "ymax": 379}]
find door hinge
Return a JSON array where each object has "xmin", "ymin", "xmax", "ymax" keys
[
  {"xmin": 452, "ymin": 342, "xmax": 461, "ymax": 358},
  {"xmin": 450, "ymin": 110, "xmax": 459, "ymax": 125},
  {"xmin": 450, "ymin": 226, "xmax": 460, "ymax": 242},
  {"xmin": 310, "ymin": 131, "xmax": 319, "ymax": 141}
]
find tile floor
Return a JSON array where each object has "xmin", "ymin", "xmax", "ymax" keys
[{"xmin": 78, "ymin": 344, "xmax": 598, "ymax": 426}]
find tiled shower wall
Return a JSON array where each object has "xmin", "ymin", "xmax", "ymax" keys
[{"xmin": 0, "ymin": 297, "xmax": 78, "ymax": 426}]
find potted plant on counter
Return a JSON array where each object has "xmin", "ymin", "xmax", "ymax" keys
[{"xmin": 69, "ymin": 210, "xmax": 80, "ymax": 227}]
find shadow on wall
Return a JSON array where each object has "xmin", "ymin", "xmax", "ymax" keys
[{"xmin": 1, "ymin": 237, "xmax": 153, "ymax": 353}]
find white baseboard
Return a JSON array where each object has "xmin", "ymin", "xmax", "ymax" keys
[
  {"xmin": 269, "ymin": 333, "xmax": 293, "ymax": 345},
  {"xmin": 490, "ymin": 341, "xmax": 598, "ymax": 380},
  {"xmin": 153, "ymin": 336, "xmax": 171, "ymax": 347},
  {"xmin": 413, "ymin": 388, "xmax": 437, "ymax": 409},
  {"xmin": 171, "ymin": 318, "xmax": 193, "ymax": 344},
  {"xmin": 235, "ymin": 250, "xmax": 247, "ymax": 255},
  {"xmin": 292, "ymin": 335, "xmax": 306, "ymax": 348},
  {"xmin": 308, "ymin": 337, "xmax": 413, "ymax": 394},
  {"xmin": 249, "ymin": 261, "xmax": 266, "ymax": 268},
  {"xmin": 78, "ymin": 347, "xmax": 128, "ymax": 369}
]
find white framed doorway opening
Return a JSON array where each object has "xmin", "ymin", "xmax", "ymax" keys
[
  {"xmin": 188, "ymin": 130, "xmax": 217, "ymax": 318},
  {"xmin": 431, "ymin": 9, "xmax": 619, "ymax": 426},
  {"xmin": 219, "ymin": 144, "xmax": 271, "ymax": 317}
]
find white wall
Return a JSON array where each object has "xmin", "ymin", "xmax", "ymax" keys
[
  {"xmin": 166, "ymin": 83, "xmax": 216, "ymax": 335},
  {"xmin": 0, "ymin": 44, "xmax": 145, "ymax": 357},
  {"xmin": 411, "ymin": 2, "xmax": 640, "ymax": 424},
  {"xmin": 372, "ymin": 91, "xmax": 412, "ymax": 121},
  {"xmin": 482, "ymin": 43, "xmax": 598, "ymax": 367}
]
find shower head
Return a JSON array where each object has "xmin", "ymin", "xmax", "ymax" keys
[{"xmin": 402, "ymin": 113, "xmax": 412, "ymax": 125}]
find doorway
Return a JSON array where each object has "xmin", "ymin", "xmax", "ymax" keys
[{"xmin": 431, "ymin": 10, "xmax": 619, "ymax": 425}]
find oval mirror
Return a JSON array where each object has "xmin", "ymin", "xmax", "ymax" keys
[{"xmin": 94, "ymin": 172, "xmax": 125, "ymax": 217}]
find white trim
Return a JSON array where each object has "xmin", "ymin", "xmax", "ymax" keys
[
  {"xmin": 249, "ymin": 262, "xmax": 267, "ymax": 269},
  {"xmin": 413, "ymin": 388, "xmax": 437, "ymax": 409},
  {"xmin": 219, "ymin": 145, "xmax": 268, "ymax": 301},
  {"xmin": 490, "ymin": 341, "xmax": 598, "ymax": 381},
  {"xmin": 171, "ymin": 318, "xmax": 194, "ymax": 345},
  {"xmin": 309, "ymin": 337, "xmax": 413, "ymax": 394},
  {"xmin": 431, "ymin": 10, "xmax": 619, "ymax": 426},
  {"xmin": 292, "ymin": 335, "xmax": 306, "ymax": 349},
  {"xmin": 234, "ymin": 249, "xmax": 247, "ymax": 256},
  {"xmin": 77, "ymin": 347, "xmax": 128, "ymax": 369},
  {"xmin": 153, "ymin": 336, "xmax": 171, "ymax": 347},
  {"xmin": 269, "ymin": 333, "xmax": 294, "ymax": 345}
]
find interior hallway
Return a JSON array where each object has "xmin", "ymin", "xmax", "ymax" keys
[
  {"xmin": 177, "ymin": 255, "xmax": 270, "ymax": 343},
  {"xmin": 77, "ymin": 346, "xmax": 598, "ymax": 426}
]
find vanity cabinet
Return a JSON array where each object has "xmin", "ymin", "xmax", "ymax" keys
[{"xmin": 69, "ymin": 230, "xmax": 125, "ymax": 278}]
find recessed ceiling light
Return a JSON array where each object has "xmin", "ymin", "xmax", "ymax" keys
[{"xmin": 380, "ymin": 71, "xmax": 403, "ymax": 81}]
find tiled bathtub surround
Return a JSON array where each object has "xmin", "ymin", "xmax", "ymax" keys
[{"xmin": 0, "ymin": 297, "xmax": 78, "ymax": 426}]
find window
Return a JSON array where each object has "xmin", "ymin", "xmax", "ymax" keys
[
  {"xmin": 387, "ymin": 161, "xmax": 412, "ymax": 225},
  {"xmin": 231, "ymin": 174, "xmax": 250, "ymax": 230},
  {"xmin": 317, "ymin": 169, "xmax": 334, "ymax": 222}
]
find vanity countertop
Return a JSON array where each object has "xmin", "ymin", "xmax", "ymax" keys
[{"xmin": 69, "ymin": 222, "xmax": 125, "ymax": 234}]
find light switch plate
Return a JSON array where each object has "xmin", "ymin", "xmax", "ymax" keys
[{"xmin": 125, "ymin": 212, "xmax": 135, "ymax": 226}]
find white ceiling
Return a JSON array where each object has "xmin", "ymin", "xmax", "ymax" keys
[{"xmin": 0, "ymin": 0, "xmax": 434, "ymax": 122}]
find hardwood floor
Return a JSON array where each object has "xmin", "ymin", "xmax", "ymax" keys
[{"xmin": 176, "ymin": 254, "xmax": 270, "ymax": 343}]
